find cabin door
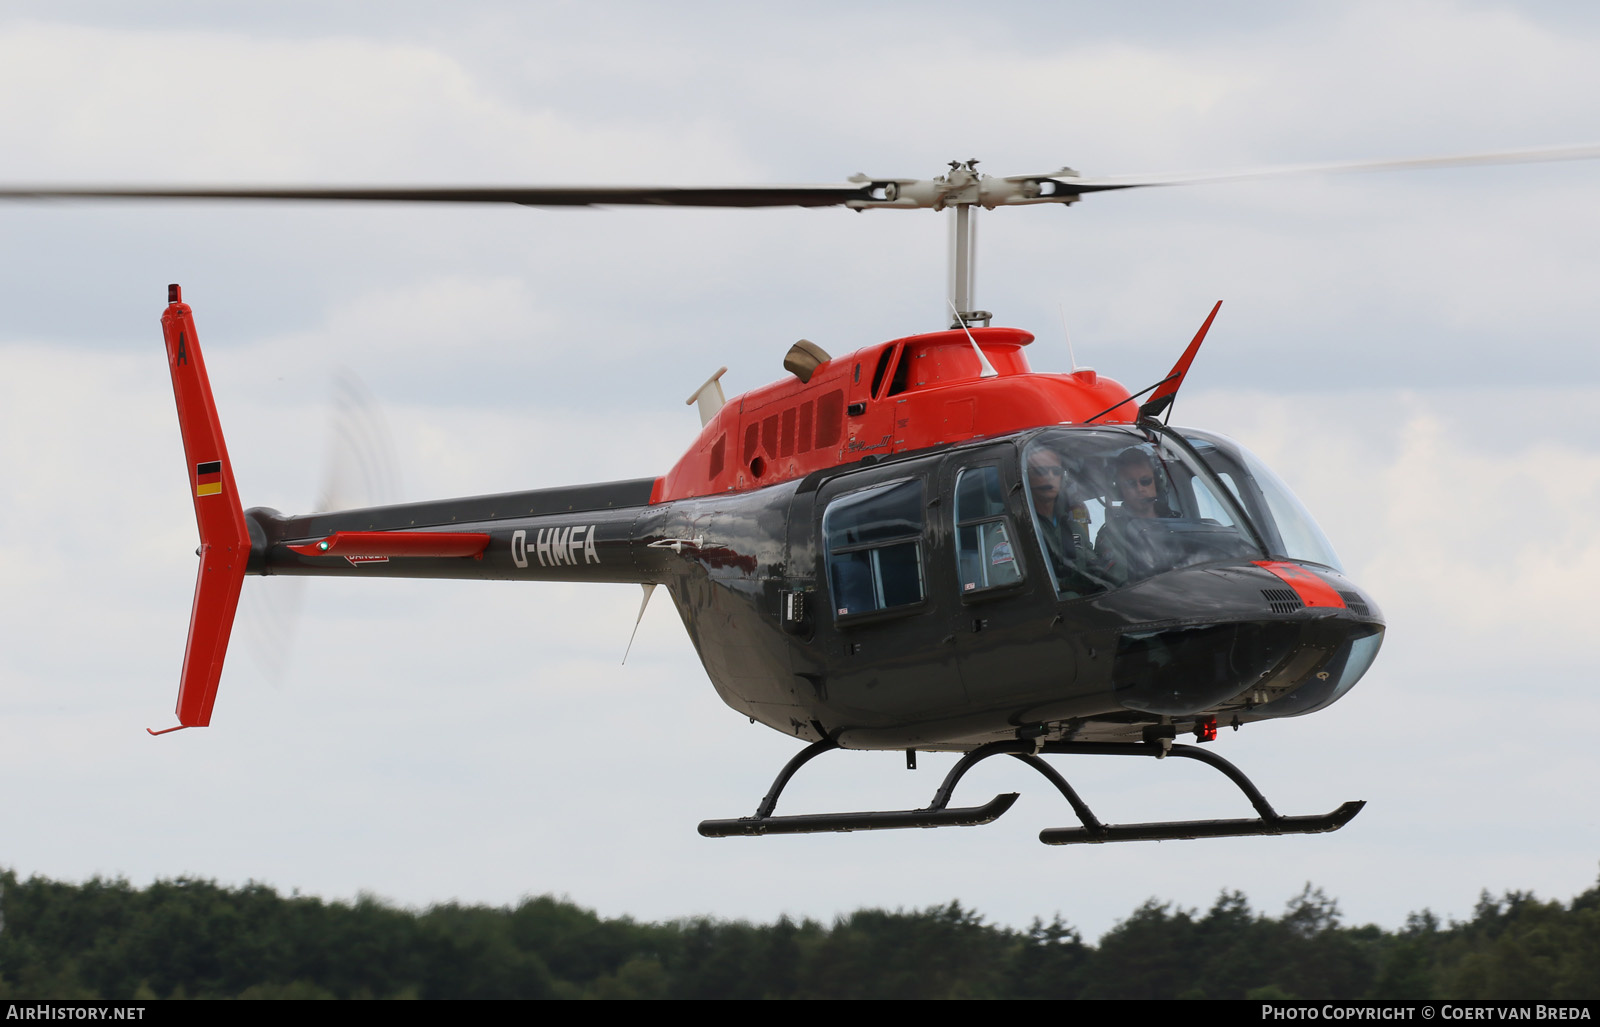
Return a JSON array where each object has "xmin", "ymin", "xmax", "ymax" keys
[
  {"xmin": 940, "ymin": 446, "xmax": 1079, "ymax": 712},
  {"xmin": 810, "ymin": 465, "xmax": 968, "ymax": 734}
]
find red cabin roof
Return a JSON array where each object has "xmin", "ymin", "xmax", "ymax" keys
[{"xmin": 654, "ymin": 326, "xmax": 1136, "ymax": 503}]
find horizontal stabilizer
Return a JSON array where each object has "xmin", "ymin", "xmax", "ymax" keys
[{"xmin": 286, "ymin": 530, "xmax": 490, "ymax": 559}]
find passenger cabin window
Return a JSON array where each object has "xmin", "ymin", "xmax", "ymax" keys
[
  {"xmin": 954, "ymin": 466, "xmax": 1023, "ymax": 594},
  {"xmin": 824, "ymin": 479, "xmax": 926, "ymax": 619}
]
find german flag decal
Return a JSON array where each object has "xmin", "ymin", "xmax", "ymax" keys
[{"xmin": 195, "ymin": 460, "xmax": 223, "ymax": 497}]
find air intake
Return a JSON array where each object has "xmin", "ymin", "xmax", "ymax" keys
[
  {"xmin": 1261, "ymin": 588, "xmax": 1304, "ymax": 615},
  {"xmin": 1337, "ymin": 591, "xmax": 1370, "ymax": 617}
]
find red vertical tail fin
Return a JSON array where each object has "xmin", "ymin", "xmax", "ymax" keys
[{"xmin": 152, "ymin": 284, "xmax": 249, "ymax": 733}]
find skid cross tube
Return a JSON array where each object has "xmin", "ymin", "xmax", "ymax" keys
[
  {"xmin": 698, "ymin": 739, "xmax": 1024, "ymax": 837},
  {"xmin": 1033, "ymin": 741, "xmax": 1364, "ymax": 845},
  {"xmin": 697, "ymin": 737, "xmax": 1362, "ymax": 844}
]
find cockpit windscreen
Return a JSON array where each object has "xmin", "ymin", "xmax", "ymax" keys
[
  {"xmin": 1021, "ymin": 428, "xmax": 1263, "ymax": 596},
  {"xmin": 1179, "ymin": 429, "xmax": 1344, "ymax": 571}
]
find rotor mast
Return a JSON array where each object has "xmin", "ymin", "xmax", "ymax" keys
[
  {"xmin": 872, "ymin": 159, "xmax": 1000, "ymax": 329},
  {"xmin": 948, "ymin": 169, "xmax": 986, "ymax": 329}
]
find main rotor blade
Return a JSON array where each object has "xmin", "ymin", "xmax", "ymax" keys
[
  {"xmin": 2, "ymin": 143, "xmax": 1595, "ymax": 212},
  {"xmin": 1049, "ymin": 142, "xmax": 1600, "ymax": 195},
  {"xmin": 0, "ymin": 183, "xmax": 874, "ymax": 208}
]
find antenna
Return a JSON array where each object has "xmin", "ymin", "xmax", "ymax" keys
[
  {"xmin": 1058, "ymin": 302, "xmax": 1081, "ymax": 371},
  {"xmin": 622, "ymin": 583, "xmax": 657, "ymax": 665},
  {"xmin": 948, "ymin": 299, "xmax": 998, "ymax": 379}
]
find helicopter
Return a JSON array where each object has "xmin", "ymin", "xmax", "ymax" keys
[{"xmin": 9, "ymin": 145, "xmax": 1595, "ymax": 846}]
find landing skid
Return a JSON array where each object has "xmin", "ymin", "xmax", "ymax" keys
[{"xmin": 697, "ymin": 738, "xmax": 1363, "ymax": 845}]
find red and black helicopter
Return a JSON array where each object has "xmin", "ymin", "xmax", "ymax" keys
[{"xmin": 9, "ymin": 146, "xmax": 1595, "ymax": 845}]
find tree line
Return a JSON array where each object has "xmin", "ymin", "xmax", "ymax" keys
[{"xmin": 1, "ymin": 867, "xmax": 1596, "ymax": 999}]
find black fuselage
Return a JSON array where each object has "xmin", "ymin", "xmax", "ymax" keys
[{"xmin": 246, "ymin": 426, "xmax": 1383, "ymax": 752}]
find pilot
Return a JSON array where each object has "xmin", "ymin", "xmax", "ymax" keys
[
  {"xmin": 1026, "ymin": 446, "xmax": 1105, "ymax": 596},
  {"xmin": 1115, "ymin": 447, "xmax": 1163, "ymax": 519},
  {"xmin": 1095, "ymin": 446, "xmax": 1169, "ymax": 581}
]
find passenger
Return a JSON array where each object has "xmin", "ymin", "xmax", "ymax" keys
[{"xmin": 1026, "ymin": 446, "xmax": 1106, "ymax": 596}]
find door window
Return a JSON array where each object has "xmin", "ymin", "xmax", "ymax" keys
[
  {"xmin": 824, "ymin": 478, "xmax": 926, "ymax": 619},
  {"xmin": 954, "ymin": 465, "xmax": 1024, "ymax": 594}
]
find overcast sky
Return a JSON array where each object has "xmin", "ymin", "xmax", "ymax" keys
[{"xmin": 2, "ymin": 0, "xmax": 1599, "ymax": 941}]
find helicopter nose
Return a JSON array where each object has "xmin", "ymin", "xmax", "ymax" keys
[
  {"xmin": 1105, "ymin": 562, "xmax": 1383, "ymax": 718},
  {"xmin": 1114, "ymin": 621, "xmax": 1302, "ymax": 716}
]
